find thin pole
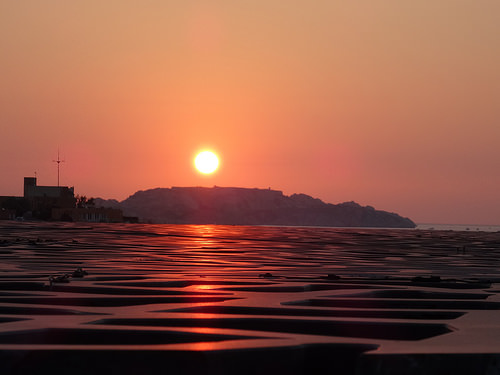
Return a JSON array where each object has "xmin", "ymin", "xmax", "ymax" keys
[{"xmin": 52, "ymin": 150, "xmax": 65, "ymax": 187}]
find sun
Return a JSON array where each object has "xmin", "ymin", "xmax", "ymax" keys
[{"xmin": 194, "ymin": 151, "xmax": 219, "ymax": 174}]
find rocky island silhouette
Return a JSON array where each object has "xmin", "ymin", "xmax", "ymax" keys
[{"xmin": 95, "ymin": 186, "xmax": 415, "ymax": 228}]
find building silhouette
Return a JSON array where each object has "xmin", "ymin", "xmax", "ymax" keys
[
  {"xmin": 23, "ymin": 177, "xmax": 76, "ymax": 214},
  {"xmin": 1, "ymin": 177, "xmax": 123, "ymax": 223}
]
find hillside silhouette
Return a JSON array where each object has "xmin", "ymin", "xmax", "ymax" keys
[{"xmin": 95, "ymin": 187, "xmax": 415, "ymax": 228}]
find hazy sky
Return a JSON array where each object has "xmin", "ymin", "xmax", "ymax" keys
[{"xmin": 1, "ymin": 1, "xmax": 499, "ymax": 225}]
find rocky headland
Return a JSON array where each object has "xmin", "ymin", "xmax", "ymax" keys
[{"xmin": 95, "ymin": 186, "xmax": 415, "ymax": 228}]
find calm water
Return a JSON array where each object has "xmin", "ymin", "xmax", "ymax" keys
[
  {"xmin": 417, "ymin": 223, "xmax": 500, "ymax": 232},
  {"xmin": 1, "ymin": 221, "xmax": 500, "ymax": 279},
  {"xmin": 3, "ymin": 220, "xmax": 499, "ymax": 370}
]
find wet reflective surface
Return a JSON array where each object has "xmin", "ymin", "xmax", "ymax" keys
[{"xmin": 1, "ymin": 222, "xmax": 500, "ymax": 374}]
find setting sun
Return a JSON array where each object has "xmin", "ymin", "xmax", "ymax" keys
[{"xmin": 194, "ymin": 151, "xmax": 219, "ymax": 174}]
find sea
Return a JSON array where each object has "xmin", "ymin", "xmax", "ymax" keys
[{"xmin": 417, "ymin": 223, "xmax": 500, "ymax": 232}]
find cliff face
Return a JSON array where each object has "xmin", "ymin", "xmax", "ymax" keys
[{"xmin": 95, "ymin": 187, "xmax": 416, "ymax": 228}]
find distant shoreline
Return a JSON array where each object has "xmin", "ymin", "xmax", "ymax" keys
[
  {"xmin": 417, "ymin": 223, "xmax": 500, "ymax": 232},
  {"xmin": 2, "ymin": 218, "xmax": 499, "ymax": 232}
]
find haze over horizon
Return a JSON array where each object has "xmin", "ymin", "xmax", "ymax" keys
[{"xmin": 1, "ymin": 1, "xmax": 499, "ymax": 225}]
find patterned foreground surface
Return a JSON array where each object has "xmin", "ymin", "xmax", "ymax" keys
[{"xmin": 1, "ymin": 222, "xmax": 500, "ymax": 374}]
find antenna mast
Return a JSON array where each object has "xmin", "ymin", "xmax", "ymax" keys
[{"xmin": 52, "ymin": 150, "xmax": 65, "ymax": 187}]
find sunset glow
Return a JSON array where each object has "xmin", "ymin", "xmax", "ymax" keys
[
  {"xmin": 194, "ymin": 151, "xmax": 219, "ymax": 174},
  {"xmin": 1, "ymin": 1, "xmax": 499, "ymax": 224}
]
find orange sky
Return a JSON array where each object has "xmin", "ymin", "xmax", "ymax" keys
[{"xmin": 1, "ymin": 1, "xmax": 499, "ymax": 225}]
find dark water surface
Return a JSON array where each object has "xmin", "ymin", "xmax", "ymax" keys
[
  {"xmin": 1, "ymin": 222, "xmax": 500, "ymax": 374},
  {"xmin": 1, "ymin": 221, "xmax": 499, "ymax": 279}
]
